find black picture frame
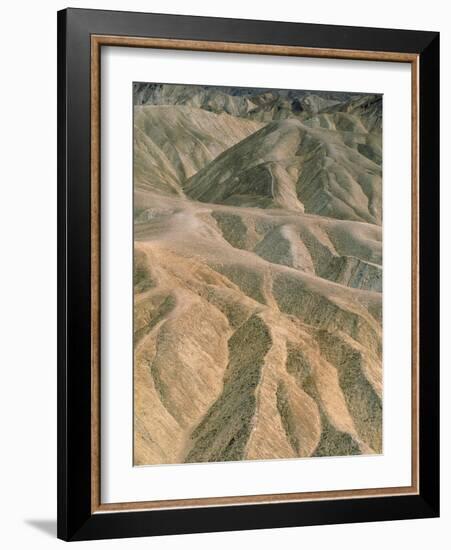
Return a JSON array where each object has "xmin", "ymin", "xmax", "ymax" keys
[{"xmin": 57, "ymin": 7, "xmax": 439, "ymax": 541}]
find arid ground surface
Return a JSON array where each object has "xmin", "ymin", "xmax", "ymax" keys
[{"xmin": 133, "ymin": 83, "xmax": 382, "ymax": 466}]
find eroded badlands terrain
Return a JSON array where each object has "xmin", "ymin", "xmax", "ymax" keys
[{"xmin": 133, "ymin": 84, "xmax": 382, "ymax": 465}]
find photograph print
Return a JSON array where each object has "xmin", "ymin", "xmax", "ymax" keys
[{"xmin": 132, "ymin": 82, "xmax": 383, "ymax": 466}]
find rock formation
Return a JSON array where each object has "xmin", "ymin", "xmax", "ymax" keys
[{"xmin": 133, "ymin": 83, "xmax": 383, "ymax": 465}]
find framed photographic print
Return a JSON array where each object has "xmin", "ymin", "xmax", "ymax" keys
[{"xmin": 57, "ymin": 8, "xmax": 439, "ymax": 541}]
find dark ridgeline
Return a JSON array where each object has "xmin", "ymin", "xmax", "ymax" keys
[{"xmin": 133, "ymin": 82, "xmax": 381, "ymax": 126}]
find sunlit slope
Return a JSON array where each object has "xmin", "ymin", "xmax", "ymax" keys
[
  {"xmin": 134, "ymin": 105, "xmax": 263, "ymax": 195},
  {"xmin": 133, "ymin": 197, "xmax": 382, "ymax": 465}
]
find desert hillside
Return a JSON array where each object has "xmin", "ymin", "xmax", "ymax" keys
[{"xmin": 133, "ymin": 83, "xmax": 383, "ymax": 465}]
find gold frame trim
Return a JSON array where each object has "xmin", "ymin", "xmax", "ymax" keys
[{"xmin": 90, "ymin": 35, "xmax": 420, "ymax": 514}]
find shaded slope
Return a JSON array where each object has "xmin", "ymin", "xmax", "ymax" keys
[
  {"xmin": 208, "ymin": 206, "xmax": 382, "ymax": 292},
  {"xmin": 184, "ymin": 118, "xmax": 382, "ymax": 223}
]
